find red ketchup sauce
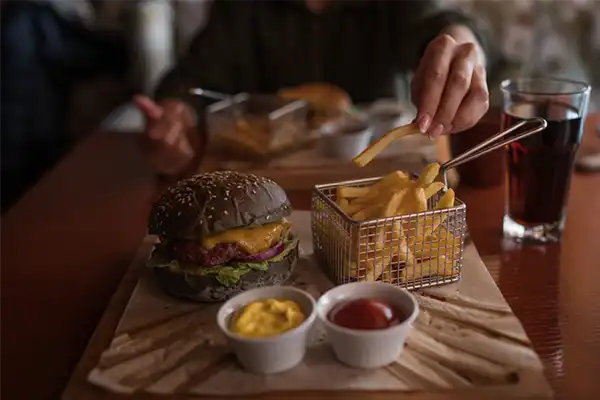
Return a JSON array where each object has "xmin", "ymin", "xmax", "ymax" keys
[{"xmin": 328, "ymin": 298, "xmax": 405, "ymax": 330}]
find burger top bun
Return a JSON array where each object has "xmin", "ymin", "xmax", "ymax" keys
[
  {"xmin": 149, "ymin": 171, "xmax": 292, "ymax": 240},
  {"xmin": 278, "ymin": 83, "xmax": 353, "ymax": 125}
]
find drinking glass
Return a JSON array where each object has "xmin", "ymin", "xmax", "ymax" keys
[{"xmin": 501, "ymin": 77, "xmax": 591, "ymax": 243}]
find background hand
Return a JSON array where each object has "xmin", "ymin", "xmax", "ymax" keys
[
  {"xmin": 411, "ymin": 31, "xmax": 489, "ymax": 138},
  {"xmin": 134, "ymin": 95, "xmax": 200, "ymax": 177}
]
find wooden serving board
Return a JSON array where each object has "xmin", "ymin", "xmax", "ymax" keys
[{"xmin": 85, "ymin": 212, "xmax": 551, "ymax": 398}]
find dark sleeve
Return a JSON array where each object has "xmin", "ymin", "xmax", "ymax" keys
[
  {"xmin": 154, "ymin": 1, "xmax": 239, "ymax": 123},
  {"xmin": 393, "ymin": 0, "xmax": 498, "ymax": 75}
]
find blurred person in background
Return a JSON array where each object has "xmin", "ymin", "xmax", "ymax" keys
[
  {"xmin": 0, "ymin": 0, "xmax": 127, "ymax": 212},
  {"xmin": 136, "ymin": 0, "xmax": 498, "ymax": 179}
]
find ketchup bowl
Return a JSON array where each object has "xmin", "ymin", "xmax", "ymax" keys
[{"xmin": 317, "ymin": 282, "xmax": 419, "ymax": 369}]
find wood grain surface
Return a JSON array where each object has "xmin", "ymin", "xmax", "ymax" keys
[{"xmin": 2, "ymin": 116, "xmax": 599, "ymax": 400}]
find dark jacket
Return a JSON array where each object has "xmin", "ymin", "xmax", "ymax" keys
[
  {"xmin": 0, "ymin": 1, "xmax": 127, "ymax": 212},
  {"xmin": 155, "ymin": 0, "xmax": 497, "ymax": 120}
]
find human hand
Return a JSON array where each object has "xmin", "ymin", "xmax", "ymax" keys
[
  {"xmin": 411, "ymin": 31, "xmax": 489, "ymax": 138},
  {"xmin": 134, "ymin": 95, "xmax": 201, "ymax": 177}
]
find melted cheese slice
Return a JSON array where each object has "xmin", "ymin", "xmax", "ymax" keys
[{"xmin": 202, "ymin": 219, "xmax": 291, "ymax": 254}]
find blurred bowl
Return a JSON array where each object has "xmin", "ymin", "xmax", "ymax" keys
[
  {"xmin": 216, "ymin": 286, "xmax": 317, "ymax": 374},
  {"xmin": 366, "ymin": 100, "xmax": 407, "ymax": 140},
  {"xmin": 320, "ymin": 118, "xmax": 373, "ymax": 160},
  {"xmin": 316, "ymin": 282, "xmax": 419, "ymax": 369}
]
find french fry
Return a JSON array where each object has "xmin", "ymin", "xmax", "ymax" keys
[
  {"xmin": 337, "ymin": 197, "xmax": 350, "ymax": 213},
  {"xmin": 348, "ymin": 187, "xmax": 382, "ymax": 206},
  {"xmin": 349, "ymin": 261, "xmax": 379, "ymax": 281},
  {"xmin": 345, "ymin": 199, "xmax": 369, "ymax": 215},
  {"xmin": 391, "ymin": 227, "xmax": 416, "ymax": 267},
  {"xmin": 407, "ymin": 188, "xmax": 456, "ymax": 246},
  {"xmin": 354, "ymin": 233, "xmax": 393, "ymax": 281},
  {"xmin": 423, "ymin": 182, "xmax": 445, "ymax": 199},
  {"xmin": 414, "ymin": 188, "xmax": 428, "ymax": 213},
  {"xmin": 353, "ymin": 123, "xmax": 421, "ymax": 167},
  {"xmin": 360, "ymin": 224, "xmax": 417, "ymax": 282},
  {"xmin": 352, "ymin": 210, "xmax": 368, "ymax": 221},
  {"xmin": 344, "ymin": 171, "xmax": 412, "ymax": 219},
  {"xmin": 412, "ymin": 227, "xmax": 462, "ymax": 260},
  {"xmin": 416, "ymin": 163, "xmax": 441, "ymax": 186},
  {"xmin": 362, "ymin": 258, "xmax": 385, "ymax": 281},
  {"xmin": 397, "ymin": 187, "xmax": 428, "ymax": 215},
  {"xmin": 337, "ymin": 186, "xmax": 371, "ymax": 199},
  {"xmin": 401, "ymin": 255, "xmax": 458, "ymax": 281},
  {"xmin": 345, "ymin": 187, "xmax": 386, "ymax": 215},
  {"xmin": 350, "ymin": 183, "xmax": 407, "ymax": 220},
  {"xmin": 352, "ymin": 192, "xmax": 394, "ymax": 221},
  {"xmin": 421, "ymin": 188, "xmax": 456, "ymax": 237},
  {"xmin": 375, "ymin": 170, "xmax": 411, "ymax": 189},
  {"xmin": 383, "ymin": 189, "xmax": 408, "ymax": 217},
  {"xmin": 436, "ymin": 188, "xmax": 456, "ymax": 210}
]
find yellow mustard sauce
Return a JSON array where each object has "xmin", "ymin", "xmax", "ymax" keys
[{"xmin": 231, "ymin": 298, "xmax": 306, "ymax": 338}]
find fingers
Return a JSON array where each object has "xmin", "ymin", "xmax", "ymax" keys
[
  {"xmin": 450, "ymin": 64, "xmax": 489, "ymax": 133},
  {"xmin": 413, "ymin": 33, "xmax": 489, "ymax": 138},
  {"xmin": 136, "ymin": 96, "xmax": 199, "ymax": 177},
  {"xmin": 134, "ymin": 95, "xmax": 163, "ymax": 120},
  {"xmin": 414, "ymin": 34, "xmax": 455, "ymax": 134},
  {"xmin": 428, "ymin": 43, "xmax": 477, "ymax": 138}
]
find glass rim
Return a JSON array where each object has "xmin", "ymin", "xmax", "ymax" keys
[{"xmin": 500, "ymin": 77, "xmax": 591, "ymax": 97}]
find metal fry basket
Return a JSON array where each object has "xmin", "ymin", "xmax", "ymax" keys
[
  {"xmin": 311, "ymin": 178, "xmax": 466, "ymax": 290},
  {"xmin": 311, "ymin": 117, "xmax": 548, "ymax": 290}
]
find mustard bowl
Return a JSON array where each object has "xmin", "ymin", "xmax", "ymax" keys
[{"xmin": 216, "ymin": 285, "xmax": 317, "ymax": 374}]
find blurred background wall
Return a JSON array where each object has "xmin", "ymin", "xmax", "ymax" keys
[{"xmin": 62, "ymin": 0, "xmax": 600, "ymax": 140}]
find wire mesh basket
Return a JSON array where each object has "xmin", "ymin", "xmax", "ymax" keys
[
  {"xmin": 311, "ymin": 176, "xmax": 467, "ymax": 290},
  {"xmin": 310, "ymin": 117, "xmax": 548, "ymax": 290}
]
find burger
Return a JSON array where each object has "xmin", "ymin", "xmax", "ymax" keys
[
  {"xmin": 147, "ymin": 171, "xmax": 299, "ymax": 302},
  {"xmin": 278, "ymin": 82, "xmax": 353, "ymax": 129}
]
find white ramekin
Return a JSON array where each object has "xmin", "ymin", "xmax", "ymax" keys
[
  {"xmin": 320, "ymin": 118, "xmax": 373, "ymax": 160},
  {"xmin": 317, "ymin": 282, "xmax": 419, "ymax": 369},
  {"xmin": 217, "ymin": 286, "xmax": 317, "ymax": 374}
]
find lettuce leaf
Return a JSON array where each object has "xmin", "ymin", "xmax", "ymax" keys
[{"xmin": 149, "ymin": 235, "xmax": 298, "ymax": 286}]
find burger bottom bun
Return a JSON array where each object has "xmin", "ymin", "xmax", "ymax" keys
[{"xmin": 151, "ymin": 243, "xmax": 299, "ymax": 303}]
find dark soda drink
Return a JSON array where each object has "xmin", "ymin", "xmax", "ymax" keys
[{"xmin": 502, "ymin": 101, "xmax": 584, "ymax": 226}]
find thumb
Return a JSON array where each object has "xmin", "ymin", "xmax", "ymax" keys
[{"xmin": 134, "ymin": 95, "xmax": 164, "ymax": 120}]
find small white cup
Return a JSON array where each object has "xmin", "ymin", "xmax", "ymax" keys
[
  {"xmin": 216, "ymin": 286, "xmax": 317, "ymax": 374},
  {"xmin": 317, "ymin": 282, "xmax": 419, "ymax": 369},
  {"xmin": 367, "ymin": 99, "xmax": 406, "ymax": 140},
  {"xmin": 320, "ymin": 119, "xmax": 373, "ymax": 160}
]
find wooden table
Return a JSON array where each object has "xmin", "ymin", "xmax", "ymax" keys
[{"xmin": 2, "ymin": 116, "xmax": 599, "ymax": 400}]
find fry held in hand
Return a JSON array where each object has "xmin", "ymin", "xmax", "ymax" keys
[{"xmin": 352, "ymin": 123, "xmax": 421, "ymax": 167}]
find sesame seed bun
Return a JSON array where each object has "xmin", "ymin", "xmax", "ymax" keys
[
  {"xmin": 147, "ymin": 171, "xmax": 297, "ymax": 303},
  {"xmin": 148, "ymin": 171, "xmax": 292, "ymax": 240}
]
